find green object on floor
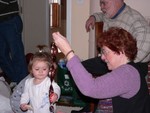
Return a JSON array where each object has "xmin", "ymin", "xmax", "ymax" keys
[
  {"xmin": 57, "ymin": 65, "xmax": 74, "ymax": 95},
  {"xmin": 57, "ymin": 65, "xmax": 87, "ymax": 107}
]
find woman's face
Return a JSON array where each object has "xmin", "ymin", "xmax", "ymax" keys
[{"xmin": 101, "ymin": 46, "xmax": 123, "ymax": 70}]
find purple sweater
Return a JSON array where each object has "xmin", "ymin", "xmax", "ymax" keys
[{"xmin": 67, "ymin": 56, "xmax": 140, "ymax": 99}]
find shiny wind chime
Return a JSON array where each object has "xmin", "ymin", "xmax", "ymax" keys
[{"xmin": 49, "ymin": 42, "xmax": 58, "ymax": 113}]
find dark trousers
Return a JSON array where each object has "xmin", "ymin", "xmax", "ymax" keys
[
  {"xmin": 82, "ymin": 56, "xmax": 109, "ymax": 76},
  {"xmin": 0, "ymin": 15, "xmax": 28, "ymax": 83}
]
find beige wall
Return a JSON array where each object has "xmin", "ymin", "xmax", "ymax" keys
[{"xmin": 70, "ymin": 0, "xmax": 90, "ymax": 60}]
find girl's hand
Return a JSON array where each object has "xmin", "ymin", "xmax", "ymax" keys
[
  {"xmin": 20, "ymin": 104, "xmax": 33, "ymax": 111},
  {"xmin": 50, "ymin": 92, "xmax": 58, "ymax": 103}
]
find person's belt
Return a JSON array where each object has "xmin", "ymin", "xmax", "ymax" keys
[{"xmin": 0, "ymin": 13, "xmax": 19, "ymax": 22}]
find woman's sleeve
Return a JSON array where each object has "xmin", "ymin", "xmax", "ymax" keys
[{"xmin": 67, "ymin": 56, "xmax": 140, "ymax": 99}]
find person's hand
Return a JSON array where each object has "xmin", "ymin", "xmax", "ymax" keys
[
  {"xmin": 50, "ymin": 92, "xmax": 58, "ymax": 103},
  {"xmin": 85, "ymin": 16, "xmax": 96, "ymax": 32},
  {"xmin": 52, "ymin": 32, "xmax": 74, "ymax": 60},
  {"xmin": 20, "ymin": 104, "xmax": 33, "ymax": 111}
]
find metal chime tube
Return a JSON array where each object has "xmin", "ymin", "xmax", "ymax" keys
[{"xmin": 50, "ymin": 0, "xmax": 61, "ymax": 28}]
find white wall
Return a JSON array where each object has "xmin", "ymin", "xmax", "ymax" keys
[{"xmin": 22, "ymin": 0, "xmax": 50, "ymax": 54}]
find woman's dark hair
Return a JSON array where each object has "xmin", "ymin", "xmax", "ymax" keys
[{"xmin": 97, "ymin": 27, "xmax": 137, "ymax": 61}]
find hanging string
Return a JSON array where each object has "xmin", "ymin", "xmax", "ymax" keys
[{"xmin": 49, "ymin": 42, "xmax": 58, "ymax": 113}]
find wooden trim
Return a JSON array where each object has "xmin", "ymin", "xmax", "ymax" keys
[{"xmin": 95, "ymin": 22, "xmax": 103, "ymax": 56}]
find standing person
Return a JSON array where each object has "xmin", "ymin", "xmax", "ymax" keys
[
  {"xmin": 0, "ymin": 0, "xmax": 28, "ymax": 86},
  {"xmin": 52, "ymin": 27, "xmax": 150, "ymax": 113},
  {"xmin": 73, "ymin": 0, "xmax": 150, "ymax": 112},
  {"xmin": 20, "ymin": 52, "xmax": 60, "ymax": 113}
]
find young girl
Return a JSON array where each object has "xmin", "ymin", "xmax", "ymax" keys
[{"xmin": 20, "ymin": 52, "xmax": 60, "ymax": 113}]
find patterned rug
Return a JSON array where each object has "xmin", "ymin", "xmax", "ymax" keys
[{"xmin": 56, "ymin": 105, "xmax": 82, "ymax": 113}]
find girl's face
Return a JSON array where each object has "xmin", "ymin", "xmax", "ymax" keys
[
  {"xmin": 31, "ymin": 61, "xmax": 49, "ymax": 81},
  {"xmin": 101, "ymin": 46, "xmax": 123, "ymax": 70}
]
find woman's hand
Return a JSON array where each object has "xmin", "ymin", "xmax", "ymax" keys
[{"xmin": 52, "ymin": 32, "xmax": 75, "ymax": 60}]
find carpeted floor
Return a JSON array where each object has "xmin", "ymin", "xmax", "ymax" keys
[{"xmin": 56, "ymin": 105, "xmax": 82, "ymax": 113}]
